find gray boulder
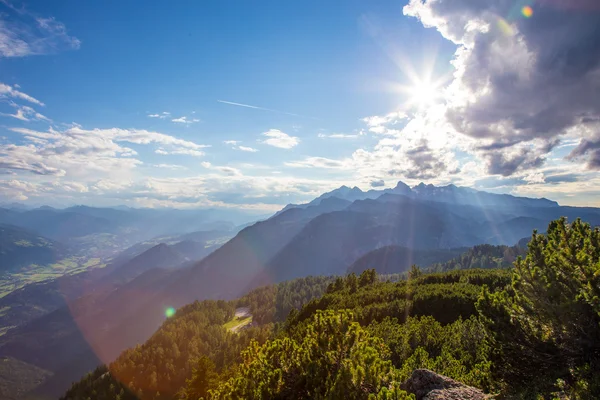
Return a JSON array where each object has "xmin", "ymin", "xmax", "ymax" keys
[{"xmin": 401, "ymin": 369, "xmax": 490, "ymax": 400}]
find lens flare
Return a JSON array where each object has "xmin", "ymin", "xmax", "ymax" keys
[
  {"xmin": 497, "ymin": 18, "xmax": 514, "ymax": 36},
  {"xmin": 165, "ymin": 307, "xmax": 176, "ymax": 318},
  {"xmin": 522, "ymin": 6, "xmax": 533, "ymax": 18}
]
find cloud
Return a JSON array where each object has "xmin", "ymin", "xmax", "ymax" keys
[
  {"xmin": 285, "ymin": 157, "xmax": 350, "ymax": 170},
  {"xmin": 262, "ymin": 129, "xmax": 299, "ymax": 149},
  {"xmin": 545, "ymin": 173, "xmax": 582, "ymax": 184},
  {"xmin": 370, "ymin": 179, "xmax": 385, "ymax": 188},
  {"xmin": 403, "ymin": 0, "xmax": 600, "ymax": 173},
  {"xmin": 155, "ymin": 148, "xmax": 205, "ymax": 157},
  {"xmin": 361, "ymin": 112, "xmax": 407, "ymax": 135},
  {"xmin": 148, "ymin": 112, "xmax": 170, "ymax": 119},
  {"xmin": 114, "ymin": 173, "xmax": 342, "ymax": 210},
  {"xmin": 199, "ymin": 161, "xmax": 242, "ymax": 176},
  {"xmin": 0, "ymin": 4, "xmax": 80, "ymax": 58},
  {"xmin": 1, "ymin": 126, "xmax": 209, "ymax": 178},
  {"xmin": 318, "ymin": 133, "xmax": 360, "ymax": 139},
  {"xmin": 172, "ymin": 116, "xmax": 200, "ymax": 124},
  {"xmin": 153, "ymin": 164, "xmax": 188, "ymax": 170},
  {"xmin": 224, "ymin": 140, "xmax": 259, "ymax": 152},
  {"xmin": 401, "ymin": 140, "xmax": 460, "ymax": 180},
  {"xmin": 238, "ymin": 145, "xmax": 258, "ymax": 152},
  {"xmin": 0, "ymin": 103, "xmax": 51, "ymax": 122},
  {"xmin": 0, "ymin": 82, "xmax": 44, "ymax": 106}
]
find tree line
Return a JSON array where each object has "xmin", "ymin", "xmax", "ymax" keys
[{"xmin": 62, "ymin": 218, "xmax": 600, "ymax": 399}]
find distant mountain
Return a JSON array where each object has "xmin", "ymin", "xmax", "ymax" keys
[
  {"xmin": 108, "ymin": 229, "xmax": 233, "ymax": 265},
  {"xmin": 0, "ymin": 224, "xmax": 66, "ymax": 271},
  {"xmin": 0, "ymin": 208, "xmax": 114, "ymax": 240},
  {"xmin": 0, "ymin": 237, "xmax": 201, "ymax": 339},
  {"xmin": 166, "ymin": 187, "xmax": 600, "ymax": 304},
  {"xmin": 170, "ymin": 240, "xmax": 210, "ymax": 260},
  {"xmin": 256, "ymin": 195, "xmax": 482, "ymax": 285},
  {"xmin": 4, "ymin": 182, "xmax": 600, "ymax": 398},
  {"xmin": 0, "ymin": 206, "xmax": 257, "ymax": 260},
  {"xmin": 410, "ymin": 182, "xmax": 558, "ymax": 208},
  {"xmin": 273, "ymin": 181, "xmax": 412, "ymax": 217},
  {"xmin": 277, "ymin": 181, "xmax": 559, "ymax": 216},
  {"xmin": 0, "ymin": 202, "xmax": 31, "ymax": 211},
  {"xmin": 105, "ymin": 243, "xmax": 186, "ymax": 284},
  {"xmin": 347, "ymin": 246, "xmax": 468, "ymax": 275}
]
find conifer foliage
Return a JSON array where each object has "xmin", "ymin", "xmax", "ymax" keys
[
  {"xmin": 61, "ymin": 218, "xmax": 600, "ymax": 399},
  {"xmin": 478, "ymin": 217, "xmax": 600, "ymax": 398}
]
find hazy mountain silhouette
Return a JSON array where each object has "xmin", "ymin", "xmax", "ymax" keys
[{"xmin": 0, "ymin": 224, "xmax": 66, "ymax": 271}]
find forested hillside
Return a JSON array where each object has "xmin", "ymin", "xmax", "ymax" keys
[
  {"xmin": 61, "ymin": 218, "xmax": 600, "ymax": 399},
  {"xmin": 426, "ymin": 243, "xmax": 526, "ymax": 272}
]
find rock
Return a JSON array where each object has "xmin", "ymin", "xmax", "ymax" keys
[{"xmin": 401, "ymin": 369, "xmax": 490, "ymax": 400}]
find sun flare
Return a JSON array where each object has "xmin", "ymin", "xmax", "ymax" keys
[{"xmin": 409, "ymin": 80, "xmax": 440, "ymax": 109}]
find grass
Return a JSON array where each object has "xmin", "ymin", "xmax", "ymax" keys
[
  {"xmin": 223, "ymin": 315, "xmax": 253, "ymax": 332},
  {"xmin": 82, "ymin": 258, "xmax": 103, "ymax": 268},
  {"xmin": 0, "ymin": 257, "xmax": 107, "ymax": 298}
]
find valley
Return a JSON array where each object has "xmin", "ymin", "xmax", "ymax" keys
[{"xmin": 1, "ymin": 182, "xmax": 600, "ymax": 399}]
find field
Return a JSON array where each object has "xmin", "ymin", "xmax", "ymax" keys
[{"xmin": 0, "ymin": 257, "xmax": 106, "ymax": 298}]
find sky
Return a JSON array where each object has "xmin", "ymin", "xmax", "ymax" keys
[{"xmin": 1, "ymin": 0, "xmax": 600, "ymax": 211}]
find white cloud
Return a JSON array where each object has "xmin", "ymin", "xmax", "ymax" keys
[
  {"xmin": 262, "ymin": 129, "xmax": 299, "ymax": 149},
  {"xmin": 285, "ymin": 157, "xmax": 350, "ymax": 170},
  {"xmin": 318, "ymin": 133, "xmax": 359, "ymax": 139},
  {"xmin": 1, "ymin": 126, "xmax": 209, "ymax": 178},
  {"xmin": 148, "ymin": 112, "xmax": 170, "ymax": 119},
  {"xmin": 0, "ymin": 6, "xmax": 80, "ymax": 58},
  {"xmin": 199, "ymin": 161, "xmax": 242, "ymax": 176},
  {"xmin": 155, "ymin": 148, "xmax": 205, "ymax": 157},
  {"xmin": 0, "ymin": 103, "xmax": 51, "ymax": 122},
  {"xmin": 0, "ymin": 83, "xmax": 44, "ymax": 106},
  {"xmin": 172, "ymin": 116, "xmax": 200, "ymax": 124},
  {"xmin": 238, "ymin": 145, "xmax": 258, "ymax": 152},
  {"xmin": 153, "ymin": 164, "xmax": 188, "ymax": 170},
  {"xmin": 224, "ymin": 140, "xmax": 258, "ymax": 152}
]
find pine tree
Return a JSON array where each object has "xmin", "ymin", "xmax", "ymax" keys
[{"xmin": 478, "ymin": 218, "xmax": 600, "ymax": 398}]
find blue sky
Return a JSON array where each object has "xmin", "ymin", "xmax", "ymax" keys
[{"xmin": 1, "ymin": 0, "xmax": 600, "ymax": 210}]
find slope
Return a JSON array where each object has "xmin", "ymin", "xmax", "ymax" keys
[
  {"xmin": 0, "ymin": 224, "xmax": 66, "ymax": 272},
  {"xmin": 347, "ymin": 245, "xmax": 467, "ymax": 275}
]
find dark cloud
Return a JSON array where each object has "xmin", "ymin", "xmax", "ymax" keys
[
  {"xmin": 402, "ymin": 141, "xmax": 456, "ymax": 180},
  {"xmin": 545, "ymin": 173, "xmax": 582, "ymax": 184},
  {"xmin": 486, "ymin": 151, "xmax": 545, "ymax": 177},
  {"xmin": 405, "ymin": 0, "xmax": 600, "ymax": 175},
  {"xmin": 567, "ymin": 139, "xmax": 600, "ymax": 169},
  {"xmin": 370, "ymin": 179, "xmax": 385, "ymax": 188}
]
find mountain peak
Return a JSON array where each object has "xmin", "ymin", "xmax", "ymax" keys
[{"xmin": 394, "ymin": 180, "xmax": 410, "ymax": 189}]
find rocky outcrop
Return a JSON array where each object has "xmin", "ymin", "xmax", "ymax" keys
[{"xmin": 401, "ymin": 369, "xmax": 490, "ymax": 400}]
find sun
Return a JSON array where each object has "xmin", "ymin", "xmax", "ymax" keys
[{"xmin": 409, "ymin": 80, "xmax": 440, "ymax": 109}]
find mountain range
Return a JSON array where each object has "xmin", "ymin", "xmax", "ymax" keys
[{"xmin": 1, "ymin": 181, "xmax": 600, "ymax": 398}]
